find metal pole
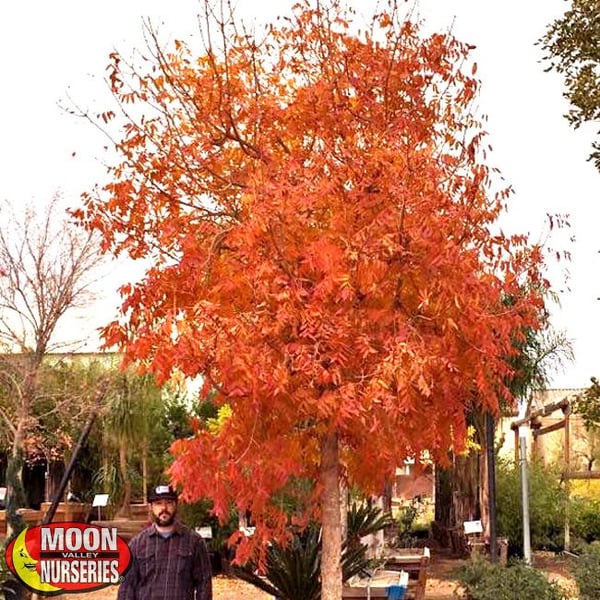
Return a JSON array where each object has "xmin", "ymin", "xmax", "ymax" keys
[
  {"xmin": 486, "ymin": 412, "xmax": 498, "ymax": 562},
  {"xmin": 518, "ymin": 425, "xmax": 532, "ymax": 565},
  {"xmin": 564, "ymin": 405, "xmax": 571, "ymax": 552}
]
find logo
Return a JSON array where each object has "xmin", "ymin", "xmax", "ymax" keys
[{"xmin": 4, "ymin": 522, "xmax": 131, "ymax": 596}]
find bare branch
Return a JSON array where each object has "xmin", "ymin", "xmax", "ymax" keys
[
  {"xmin": 0, "ymin": 407, "xmax": 17, "ymax": 435},
  {"xmin": 0, "ymin": 194, "xmax": 106, "ymax": 356}
]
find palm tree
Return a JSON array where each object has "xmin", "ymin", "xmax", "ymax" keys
[{"xmin": 101, "ymin": 371, "xmax": 163, "ymax": 517}]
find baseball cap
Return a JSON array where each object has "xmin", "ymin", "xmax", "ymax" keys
[{"xmin": 148, "ymin": 484, "xmax": 179, "ymax": 502}]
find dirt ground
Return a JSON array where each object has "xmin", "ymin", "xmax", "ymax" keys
[{"xmin": 46, "ymin": 548, "xmax": 580, "ymax": 600}]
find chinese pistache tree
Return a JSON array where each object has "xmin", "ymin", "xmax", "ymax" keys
[{"xmin": 75, "ymin": 2, "xmax": 549, "ymax": 598}]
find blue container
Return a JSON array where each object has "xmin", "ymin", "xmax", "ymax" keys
[{"xmin": 387, "ymin": 584, "xmax": 407, "ymax": 600}]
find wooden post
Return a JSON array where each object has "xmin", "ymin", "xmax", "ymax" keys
[{"xmin": 530, "ymin": 417, "xmax": 542, "ymax": 460}]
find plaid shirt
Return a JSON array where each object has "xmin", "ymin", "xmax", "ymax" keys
[{"xmin": 117, "ymin": 522, "xmax": 212, "ymax": 600}]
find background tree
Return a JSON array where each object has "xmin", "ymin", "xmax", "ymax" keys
[
  {"xmin": 64, "ymin": 363, "xmax": 198, "ymax": 514},
  {"xmin": 574, "ymin": 376, "xmax": 600, "ymax": 428},
  {"xmin": 539, "ymin": 0, "xmax": 600, "ymax": 170},
  {"xmin": 5, "ymin": 358, "xmax": 111, "ymax": 506},
  {"xmin": 573, "ymin": 377, "xmax": 600, "ymax": 470},
  {"xmin": 75, "ymin": 2, "xmax": 551, "ymax": 597},
  {"xmin": 0, "ymin": 194, "xmax": 105, "ymax": 538},
  {"xmin": 100, "ymin": 369, "xmax": 172, "ymax": 516}
]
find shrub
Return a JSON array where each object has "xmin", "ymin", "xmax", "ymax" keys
[
  {"xmin": 390, "ymin": 497, "xmax": 432, "ymax": 548},
  {"xmin": 394, "ymin": 499, "xmax": 419, "ymax": 548},
  {"xmin": 572, "ymin": 542, "xmax": 600, "ymax": 600},
  {"xmin": 570, "ymin": 497, "xmax": 600, "ymax": 545},
  {"xmin": 495, "ymin": 458, "xmax": 568, "ymax": 555},
  {"xmin": 456, "ymin": 556, "xmax": 566, "ymax": 600}
]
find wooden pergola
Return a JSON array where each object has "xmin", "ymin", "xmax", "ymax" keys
[{"xmin": 510, "ymin": 394, "xmax": 600, "ymax": 551}]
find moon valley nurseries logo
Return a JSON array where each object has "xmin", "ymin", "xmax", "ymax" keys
[{"xmin": 5, "ymin": 522, "xmax": 131, "ymax": 595}]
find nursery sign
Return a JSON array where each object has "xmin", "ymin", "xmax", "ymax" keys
[{"xmin": 5, "ymin": 522, "xmax": 131, "ymax": 595}]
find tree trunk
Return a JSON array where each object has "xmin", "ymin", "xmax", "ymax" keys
[
  {"xmin": 339, "ymin": 479, "xmax": 348, "ymax": 543},
  {"xmin": 479, "ymin": 449, "xmax": 490, "ymax": 539},
  {"xmin": 6, "ymin": 410, "xmax": 28, "ymax": 539},
  {"xmin": 435, "ymin": 452, "xmax": 480, "ymax": 526},
  {"xmin": 116, "ymin": 443, "xmax": 132, "ymax": 518},
  {"xmin": 381, "ymin": 477, "xmax": 393, "ymax": 514},
  {"xmin": 46, "ymin": 460, "xmax": 66, "ymax": 503},
  {"xmin": 320, "ymin": 432, "xmax": 342, "ymax": 600},
  {"xmin": 434, "ymin": 450, "xmax": 481, "ymax": 551},
  {"xmin": 6, "ymin": 447, "xmax": 26, "ymax": 540},
  {"xmin": 142, "ymin": 441, "xmax": 148, "ymax": 505},
  {"xmin": 434, "ymin": 465, "xmax": 452, "ymax": 529}
]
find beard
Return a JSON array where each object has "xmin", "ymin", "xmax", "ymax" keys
[{"xmin": 152, "ymin": 510, "xmax": 176, "ymax": 527}]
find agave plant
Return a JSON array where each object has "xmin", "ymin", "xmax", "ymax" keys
[
  {"xmin": 232, "ymin": 502, "xmax": 392, "ymax": 600},
  {"xmin": 347, "ymin": 500, "xmax": 394, "ymax": 546}
]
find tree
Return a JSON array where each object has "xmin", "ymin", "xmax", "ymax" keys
[
  {"xmin": 2, "ymin": 357, "xmax": 110, "ymax": 506},
  {"xmin": 51, "ymin": 359, "xmax": 190, "ymax": 511},
  {"xmin": 539, "ymin": 0, "xmax": 600, "ymax": 170},
  {"xmin": 573, "ymin": 377, "xmax": 600, "ymax": 471},
  {"xmin": 75, "ymin": 2, "xmax": 550, "ymax": 598},
  {"xmin": 575, "ymin": 376, "xmax": 600, "ymax": 429},
  {"xmin": 100, "ymin": 369, "xmax": 167, "ymax": 515},
  {"xmin": 0, "ymin": 194, "xmax": 105, "ymax": 538}
]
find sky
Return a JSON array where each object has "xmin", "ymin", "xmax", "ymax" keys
[{"xmin": 0, "ymin": 0, "xmax": 598, "ymax": 389}]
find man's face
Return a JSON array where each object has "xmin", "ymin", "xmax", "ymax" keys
[{"xmin": 150, "ymin": 498, "xmax": 177, "ymax": 527}]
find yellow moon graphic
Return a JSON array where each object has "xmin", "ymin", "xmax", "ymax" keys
[{"xmin": 11, "ymin": 528, "xmax": 61, "ymax": 593}]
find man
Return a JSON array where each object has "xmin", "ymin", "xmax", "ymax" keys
[{"xmin": 118, "ymin": 484, "xmax": 213, "ymax": 600}]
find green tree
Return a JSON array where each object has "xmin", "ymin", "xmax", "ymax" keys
[
  {"xmin": 572, "ymin": 377, "xmax": 600, "ymax": 472},
  {"xmin": 501, "ymin": 315, "xmax": 573, "ymax": 561},
  {"xmin": 539, "ymin": 0, "xmax": 600, "ymax": 170},
  {"xmin": 574, "ymin": 376, "xmax": 600, "ymax": 428},
  {"xmin": 99, "ymin": 369, "xmax": 175, "ymax": 515},
  {"xmin": 22, "ymin": 358, "xmax": 112, "ymax": 502}
]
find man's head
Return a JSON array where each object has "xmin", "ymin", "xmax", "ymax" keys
[{"xmin": 148, "ymin": 484, "xmax": 178, "ymax": 527}]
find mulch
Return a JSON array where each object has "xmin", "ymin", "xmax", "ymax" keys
[
  {"xmin": 28, "ymin": 547, "xmax": 581, "ymax": 600},
  {"xmin": 48, "ymin": 576, "xmax": 272, "ymax": 599}
]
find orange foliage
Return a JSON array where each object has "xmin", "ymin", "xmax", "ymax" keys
[{"xmin": 75, "ymin": 1, "xmax": 548, "ymax": 559}]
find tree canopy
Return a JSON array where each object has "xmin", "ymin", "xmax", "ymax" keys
[
  {"xmin": 575, "ymin": 376, "xmax": 600, "ymax": 429},
  {"xmin": 540, "ymin": 0, "xmax": 600, "ymax": 170},
  {"xmin": 75, "ymin": 1, "xmax": 550, "ymax": 594}
]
